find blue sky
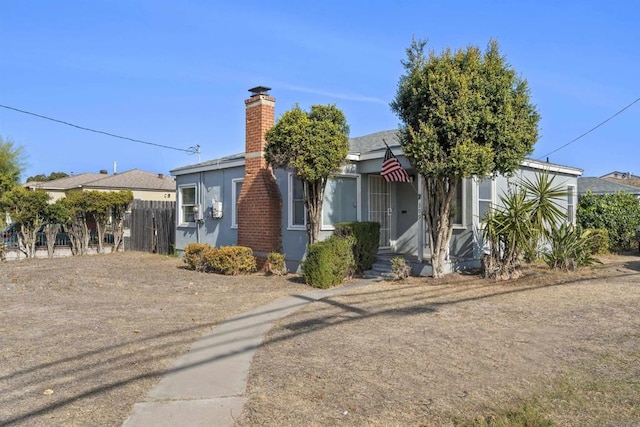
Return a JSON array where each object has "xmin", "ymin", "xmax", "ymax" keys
[{"xmin": 1, "ymin": 1, "xmax": 638, "ymax": 181}]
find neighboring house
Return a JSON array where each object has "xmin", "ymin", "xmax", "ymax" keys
[
  {"xmin": 578, "ymin": 177, "xmax": 640, "ymax": 198},
  {"xmin": 170, "ymin": 88, "xmax": 582, "ymax": 275},
  {"xmin": 599, "ymin": 171, "xmax": 640, "ymax": 188},
  {"xmin": 24, "ymin": 169, "xmax": 176, "ymax": 202}
]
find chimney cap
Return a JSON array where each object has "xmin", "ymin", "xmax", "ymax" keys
[{"xmin": 248, "ymin": 86, "xmax": 271, "ymax": 96}]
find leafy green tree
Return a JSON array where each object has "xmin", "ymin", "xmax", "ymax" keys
[
  {"xmin": 61, "ymin": 191, "xmax": 93, "ymax": 255},
  {"xmin": 0, "ymin": 187, "xmax": 50, "ymax": 258},
  {"xmin": 391, "ymin": 39, "xmax": 540, "ymax": 277},
  {"xmin": 265, "ymin": 104, "xmax": 350, "ymax": 244},
  {"xmin": 0, "ymin": 136, "xmax": 26, "ymax": 195},
  {"xmin": 108, "ymin": 190, "xmax": 133, "ymax": 252},
  {"xmin": 41, "ymin": 200, "xmax": 70, "ymax": 258},
  {"xmin": 578, "ymin": 191, "xmax": 640, "ymax": 251},
  {"xmin": 26, "ymin": 171, "xmax": 69, "ymax": 182}
]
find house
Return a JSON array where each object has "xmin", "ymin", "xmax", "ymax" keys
[
  {"xmin": 170, "ymin": 87, "xmax": 582, "ymax": 275},
  {"xmin": 24, "ymin": 169, "xmax": 176, "ymax": 202},
  {"xmin": 599, "ymin": 171, "xmax": 640, "ymax": 188},
  {"xmin": 578, "ymin": 177, "xmax": 640, "ymax": 198}
]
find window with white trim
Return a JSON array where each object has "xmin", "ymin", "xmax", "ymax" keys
[
  {"xmin": 288, "ymin": 173, "xmax": 306, "ymax": 229},
  {"xmin": 322, "ymin": 175, "xmax": 359, "ymax": 228},
  {"xmin": 477, "ymin": 178, "xmax": 494, "ymax": 222},
  {"xmin": 179, "ymin": 185, "xmax": 197, "ymax": 225},
  {"xmin": 451, "ymin": 179, "xmax": 464, "ymax": 226},
  {"xmin": 232, "ymin": 178, "xmax": 243, "ymax": 228},
  {"xmin": 567, "ymin": 185, "xmax": 576, "ymax": 224}
]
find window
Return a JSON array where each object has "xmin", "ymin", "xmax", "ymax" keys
[
  {"xmin": 232, "ymin": 179, "xmax": 243, "ymax": 228},
  {"xmin": 567, "ymin": 185, "xmax": 576, "ymax": 224},
  {"xmin": 451, "ymin": 179, "xmax": 464, "ymax": 226},
  {"xmin": 288, "ymin": 173, "xmax": 306, "ymax": 229},
  {"xmin": 322, "ymin": 175, "xmax": 359, "ymax": 228},
  {"xmin": 179, "ymin": 185, "xmax": 197, "ymax": 225},
  {"xmin": 477, "ymin": 178, "xmax": 494, "ymax": 222}
]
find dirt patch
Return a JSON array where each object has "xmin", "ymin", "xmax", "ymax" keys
[
  {"xmin": 0, "ymin": 252, "xmax": 308, "ymax": 426},
  {"xmin": 240, "ymin": 255, "xmax": 640, "ymax": 426}
]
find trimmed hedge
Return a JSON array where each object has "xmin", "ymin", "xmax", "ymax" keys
[
  {"xmin": 334, "ymin": 221, "xmax": 380, "ymax": 273},
  {"xmin": 183, "ymin": 243, "xmax": 211, "ymax": 272},
  {"xmin": 301, "ymin": 235, "xmax": 355, "ymax": 288},
  {"xmin": 265, "ymin": 252, "xmax": 287, "ymax": 276},
  {"xmin": 183, "ymin": 243, "xmax": 257, "ymax": 275}
]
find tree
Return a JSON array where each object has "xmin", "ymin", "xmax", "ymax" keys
[
  {"xmin": 0, "ymin": 187, "xmax": 50, "ymax": 258},
  {"xmin": 26, "ymin": 171, "xmax": 69, "ymax": 182},
  {"xmin": 390, "ymin": 39, "xmax": 540, "ymax": 278},
  {"xmin": 0, "ymin": 136, "xmax": 26, "ymax": 195},
  {"xmin": 265, "ymin": 104, "xmax": 350, "ymax": 245}
]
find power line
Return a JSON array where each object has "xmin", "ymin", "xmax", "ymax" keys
[
  {"xmin": 0, "ymin": 104, "xmax": 199, "ymax": 154},
  {"xmin": 538, "ymin": 96, "xmax": 640, "ymax": 160}
]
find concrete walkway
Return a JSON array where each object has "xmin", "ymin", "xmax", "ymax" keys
[{"xmin": 122, "ymin": 279, "xmax": 373, "ymax": 427}]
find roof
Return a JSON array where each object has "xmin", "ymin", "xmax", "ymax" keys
[
  {"xmin": 24, "ymin": 173, "xmax": 108, "ymax": 190},
  {"xmin": 171, "ymin": 129, "xmax": 583, "ymax": 177},
  {"xmin": 600, "ymin": 171, "xmax": 640, "ymax": 180},
  {"xmin": 578, "ymin": 177, "xmax": 640, "ymax": 196},
  {"xmin": 24, "ymin": 169, "xmax": 175, "ymax": 192},
  {"xmin": 349, "ymin": 129, "xmax": 399, "ymax": 154}
]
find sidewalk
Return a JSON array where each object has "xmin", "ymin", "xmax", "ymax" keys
[{"xmin": 122, "ymin": 279, "xmax": 373, "ymax": 427}]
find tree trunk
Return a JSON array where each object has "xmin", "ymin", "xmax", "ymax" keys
[
  {"xmin": 424, "ymin": 177, "xmax": 458, "ymax": 278},
  {"xmin": 44, "ymin": 223, "xmax": 60, "ymax": 259},
  {"xmin": 304, "ymin": 179, "xmax": 326, "ymax": 245}
]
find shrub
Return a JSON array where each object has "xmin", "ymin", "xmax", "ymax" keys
[
  {"xmin": 334, "ymin": 222, "xmax": 380, "ymax": 273},
  {"xmin": 584, "ymin": 228, "xmax": 609, "ymax": 254},
  {"xmin": 183, "ymin": 243, "xmax": 211, "ymax": 272},
  {"xmin": 265, "ymin": 252, "xmax": 287, "ymax": 275},
  {"xmin": 390, "ymin": 256, "xmax": 411, "ymax": 280},
  {"xmin": 207, "ymin": 246, "xmax": 257, "ymax": 275},
  {"xmin": 544, "ymin": 224, "xmax": 600, "ymax": 271},
  {"xmin": 301, "ymin": 235, "xmax": 355, "ymax": 288},
  {"xmin": 578, "ymin": 191, "xmax": 640, "ymax": 251}
]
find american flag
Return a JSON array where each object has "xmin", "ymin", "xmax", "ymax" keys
[{"xmin": 381, "ymin": 147, "xmax": 411, "ymax": 183}]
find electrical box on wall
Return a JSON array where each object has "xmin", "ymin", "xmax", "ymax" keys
[{"xmin": 211, "ymin": 200, "xmax": 223, "ymax": 219}]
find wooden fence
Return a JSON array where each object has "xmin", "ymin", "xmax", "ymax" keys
[{"xmin": 128, "ymin": 200, "xmax": 175, "ymax": 255}]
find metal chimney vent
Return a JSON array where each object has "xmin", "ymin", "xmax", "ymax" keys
[{"xmin": 248, "ymin": 86, "xmax": 271, "ymax": 96}]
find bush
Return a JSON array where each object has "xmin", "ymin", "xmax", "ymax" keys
[
  {"xmin": 183, "ymin": 244, "xmax": 257, "ymax": 275},
  {"xmin": 183, "ymin": 243, "xmax": 211, "ymax": 272},
  {"xmin": 584, "ymin": 228, "xmax": 609, "ymax": 254},
  {"xmin": 301, "ymin": 235, "xmax": 355, "ymax": 288},
  {"xmin": 207, "ymin": 246, "xmax": 257, "ymax": 275},
  {"xmin": 334, "ymin": 222, "xmax": 380, "ymax": 273},
  {"xmin": 578, "ymin": 191, "xmax": 640, "ymax": 251},
  {"xmin": 265, "ymin": 252, "xmax": 287, "ymax": 275},
  {"xmin": 544, "ymin": 224, "xmax": 600, "ymax": 271},
  {"xmin": 390, "ymin": 256, "xmax": 411, "ymax": 280}
]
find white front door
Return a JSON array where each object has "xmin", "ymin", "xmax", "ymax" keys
[{"xmin": 369, "ymin": 175, "xmax": 391, "ymax": 249}]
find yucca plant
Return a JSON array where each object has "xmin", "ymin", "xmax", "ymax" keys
[
  {"xmin": 520, "ymin": 171, "xmax": 568, "ymax": 260},
  {"xmin": 544, "ymin": 223, "xmax": 600, "ymax": 270}
]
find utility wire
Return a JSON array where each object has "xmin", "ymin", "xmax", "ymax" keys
[
  {"xmin": 0, "ymin": 104, "xmax": 198, "ymax": 154},
  {"xmin": 538, "ymin": 96, "xmax": 640, "ymax": 160}
]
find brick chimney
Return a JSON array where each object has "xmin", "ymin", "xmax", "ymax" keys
[{"xmin": 237, "ymin": 87, "xmax": 282, "ymax": 265}]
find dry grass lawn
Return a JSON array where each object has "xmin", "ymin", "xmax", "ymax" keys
[{"xmin": 1, "ymin": 251, "xmax": 639, "ymax": 426}]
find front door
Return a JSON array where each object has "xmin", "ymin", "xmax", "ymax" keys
[{"xmin": 369, "ymin": 175, "xmax": 391, "ymax": 249}]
